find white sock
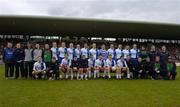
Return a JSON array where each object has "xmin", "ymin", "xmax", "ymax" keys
[
  {"xmin": 85, "ymin": 74, "xmax": 88, "ymax": 79},
  {"xmin": 103, "ymin": 71, "xmax": 106, "ymax": 78},
  {"xmin": 60, "ymin": 75, "xmax": 62, "ymax": 79},
  {"xmin": 116, "ymin": 73, "xmax": 119, "ymax": 79},
  {"xmin": 119, "ymin": 74, "xmax": 121, "ymax": 79},
  {"xmin": 108, "ymin": 72, "xmax": 111, "ymax": 78},
  {"xmin": 94, "ymin": 70, "xmax": 97, "ymax": 78},
  {"xmin": 97, "ymin": 71, "xmax": 100, "ymax": 78},
  {"xmin": 65, "ymin": 74, "xmax": 68, "ymax": 79},
  {"xmin": 77, "ymin": 73, "xmax": 79, "ymax": 80},
  {"xmin": 88, "ymin": 71, "xmax": 91, "ymax": 78},
  {"xmin": 81, "ymin": 74, "xmax": 83, "ymax": 79},
  {"xmin": 71, "ymin": 73, "xmax": 73, "ymax": 79},
  {"xmin": 127, "ymin": 73, "xmax": 130, "ymax": 79}
]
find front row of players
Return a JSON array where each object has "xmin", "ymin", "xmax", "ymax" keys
[{"xmin": 33, "ymin": 54, "xmax": 177, "ymax": 80}]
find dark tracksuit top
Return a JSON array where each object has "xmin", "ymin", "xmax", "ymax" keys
[
  {"xmin": 159, "ymin": 52, "xmax": 169, "ymax": 70},
  {"xmin": 49, "ymin": 62, "xmax": 59, "ymax": 72},
  {"xmin": 14, "ymin": 48, "xmax": 25, "ymax": 62},
  {"xmin": 78, "ymin": 59, "xmax": 88, "ymax": 68},
  {"xmin": 148, "ymin": 51, "xmax": 159, "ymax": 63},
  {"xmin": 126, "ymin": 59, "xmax": 134, "ymax": 72},
  {"xmin": 70, "ymin": 60, "xmax": 79, "ymax": 68},
  {"xmin": 3, "ymin": 48, "xmax": 14, "ymax": 63}
]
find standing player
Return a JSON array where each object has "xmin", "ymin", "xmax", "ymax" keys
[
  {"xmin": 88, "ymin": 54, "xmax": 95, "ymax": 79},
  {"xmin": 3, "ymin": 42, "xmax": 14, "ymax": 80},
  {"xmin": 89, "ymin": 43, "xmax": 99, "ymax": 60},
  {"xmin": 108, "ymin": 44, "xmax": 116, "ymax": 59},
  {"xmin": 75, "ymin": 44, "xmax": 82, "ymax": 59},
  {"xmin": 24, "ymin": 42, "xmax": 33, "ymax": 79},
  {"xmin": 58, "ymin": 42, "xmax": 67, "ymax": 64},
  {"xmin": 99, "ymin": 44, "xmax": 108, "ymax": 60},
  {"xmin": 94, "ymin": 54, "xmax": 105, "ymax": 79},
  {"xmin": 33, "ymin": 44, "xmax": 42, "ymax": 64},
  {"xmin": 42, "ymin": 44, "xmax": 52, "ymax": 68},
  {"xmin": 32, "ymin": 56, "xmax": 46, "ymax": 79},
  {"xmin": 159, "ymin": 46, "xmax": 169, "ymax": 80},
  {"xmin": 104, "ymin": 54, "xmax": 116, "ymax": 79},
  {"xmin": 130, "ymin": 44, "xmax": 140, "ymax": 68},
  {"xmin": 115, "ymin": 44, "xmax": 123, "ymax": 61},
  {"xmin": 123, "ymin": 45, "xmax": 130, "ymax": 60},
  {"xmin": 139, "ymin": 46, "xmax": 148, "ymax": 63},
  {"xmin": 51, "ymin": 42, "xmax": 59, "ymax": 61},
  {"xmin": 67, "ymin": 43, "xmax": 75, "ymax": 60},
  {"xmin": 81, "ymin": 43, "xmax": 89, "ymax": 59},
  {"xmin": 78, "ymin": 55, "xmax": 88, "ymax": 80},
  {"xmin": 14, "ymin": 43, "xmax": 25, "ymax": 79},
  {"xmin": 148, "ymin": 45, "xmax": 159, "ymax": 63},
  {"xmin": 59, "ymin": 53, "xmax": 71, "ymax": 79},
  {"xmin": 116, "ymin": 56, "xmax": 130, "ymax": 79}
]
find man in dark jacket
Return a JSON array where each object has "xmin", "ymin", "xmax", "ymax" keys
[
  {"xmin": 3, "ymin": 42, "xmax": 14, "ymax": 80},
  {"xmin": 14, "ymin": 43, "xmax": 25, "ymax": 79}
]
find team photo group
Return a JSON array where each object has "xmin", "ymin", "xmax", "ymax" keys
[{"xmin": 3, "ymin": 41, "xmax": 177, "ymax": 81}]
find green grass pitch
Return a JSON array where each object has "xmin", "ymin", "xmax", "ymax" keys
[{"xmin": 0, "ymin": 65, "xmax": 180, "ymax": 107}]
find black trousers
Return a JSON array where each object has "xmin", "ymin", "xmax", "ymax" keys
[
  {"xmin": 15, "ymin": 61, "xmax": 24, "ymax": 79},
  {"xmin": 5, "ymin": 62, "xmax": 14, "ymax": 78},
  {"xmin": 24, "ymin": 61, "xmax": 33, "ymax": 78},
  {"xmin": 48, "ymin": 70, "xmax": 59, "ymax": 79},
  {"xmin": 170, "ymin": 72, "xmax": 177, "ymax": 80}
]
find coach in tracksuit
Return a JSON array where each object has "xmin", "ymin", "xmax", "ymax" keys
[
  {"xmin": 3, "ymin": 42, "xmax": 14, "ymax": 79},
  {"xmin": 14, "ymin": 43, "xmax": 25, "ymax": 79},
  {"xmin": 159, "ymin": 46, "xmax": 169, "ymax": 80}
]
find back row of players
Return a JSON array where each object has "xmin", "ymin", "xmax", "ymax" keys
[{"xmin": 3, "ymin": 42, "xmax": 177, "ymax": 80}]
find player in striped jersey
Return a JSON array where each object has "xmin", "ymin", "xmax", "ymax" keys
[
  {"xmin": 67, "ymin": 43, "xmax": 75, "ymax": 60},
  {"xmin": 115, "ymin": 44, "xmax": 123, "ymax": 60},
  {"xmin": 89, "ymin": 43, "xmax": 99, "ymax": 60},
  {"xmin": 51, "ymin": 42, "xmax": 59, "ymax": 61},
  {"xmin": 94, "ymin": 54, "xmax": 105, "ymax": 79},
  {"xmin": 88, "ymin": 54, "xmax": 95, "ymax": 79},
  {"xmin": 116, "ymin": 56, "xmax": 130, "ymax": 79},
  {"xmin": 81, "ymin": 43, "xmax": 89, "ymax": 59},
  {"xmin": 99, "ymin": 44, "xmax": 108, "ymax": 60},
  {"xmin": 74, "ymin": 44, "xmax": 82, "ymax": 59},
  {"xmin": 58, "ymin": 42, "xmax": 67, "ymax": 64},
  {"xmin": 123, "ymin": 45, "xmax": 131, "ymax": 60},
  {"xmin": 59, "ymin": 53, "xmax": 71, "ymax": 79},
  {"xmin": 108, "ymin": 44, "xmax": 116, "ymax": 59},
  {"xmin": 104, "ymin": 54, "xmax": 116, "ymax": 79}
]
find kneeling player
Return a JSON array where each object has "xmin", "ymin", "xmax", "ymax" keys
[
  {"xmin": 153, "ymin": 56, "xmax": 161, "ymax": 80},
  {"xmin": 94, "ymin": 54, "xmax": 105, "ymax": 79},
  {"xmin": 32, "ymin": 56, "xmax": 46, "ymax": 79},
  {"xmin": 116, "ymin": 56, "xmax": 130, "ymax": 79},
  {"xmin": 167, "ymin": 56, "xmax": 177, "ymax": 80},
  {"xmin": 60, "ymin": 54, "xmax": 71, "ymax": 79},
  {"xmin": 134, "ymin": 57, "xmax": 143, "ymax": 79},
  {"xmin": 48, "ymin": 57, "xmax": 59, "ymax": 80},
  {"xmin": 88, "ymin": 55, "xmax": 95, "ymax": 79},
  {"xmin": 104, "ymin": 54, "xmax": 116, "ymax": 79},
  {"xmin": 78, "ymin": 55, "xmax": 88, "ymax": 80},
  {"xmin": 70, "ymin": 56, "xmax": 79, "ymax": 80}
]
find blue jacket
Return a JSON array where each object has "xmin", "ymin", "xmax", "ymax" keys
[{"xmin": 3, "ymin": 48, "xmax": 14, "ymax": 62}]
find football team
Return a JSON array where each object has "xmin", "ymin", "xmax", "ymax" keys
[{"xmin": 2, "ymin": 42, "xmax": 177, "ymax": 80}]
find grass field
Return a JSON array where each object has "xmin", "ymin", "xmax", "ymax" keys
[{"xmin": 0, "ymin": 65, "xmax": 180, "ymax": 107}]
